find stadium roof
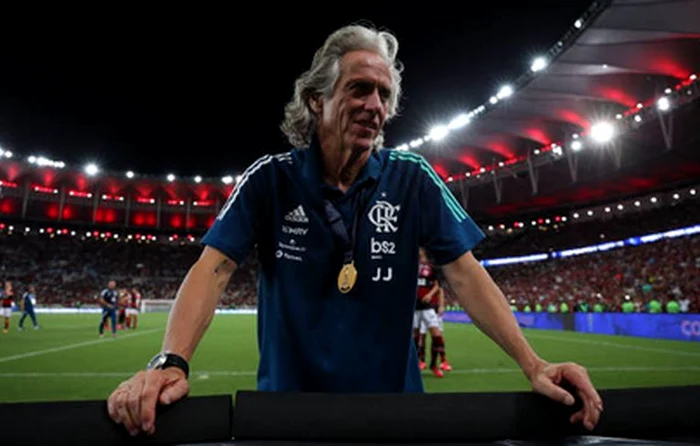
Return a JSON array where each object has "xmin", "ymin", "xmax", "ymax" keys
[{"xmin": 405, "ymin": 0, "xmax": 700, "ymax": 219}]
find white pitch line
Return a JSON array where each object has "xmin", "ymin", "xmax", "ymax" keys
[
  {"xmin": 524, "ymin": 333, "xmax": 700, "ymax": 358},
  {"xmin": 0, "ymin": 328, "xmax": 161, "ymax": 364},
  {"xmin": 0, "ymin": 366, "xmax": 699, "ymax": 379}
]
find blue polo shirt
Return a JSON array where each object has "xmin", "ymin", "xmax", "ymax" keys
[{"xmin": 201, "ymin": 140, "xmax": 484, "ymax": 393}]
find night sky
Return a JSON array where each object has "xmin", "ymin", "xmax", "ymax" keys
[{"xmin": 0, "ymin": 3, "xmax": 592, "ymax": 178}]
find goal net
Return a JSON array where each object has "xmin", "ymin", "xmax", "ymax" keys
[{"xmin": 140, "ymin": 299, "xmax": 175, "ymax": 313}]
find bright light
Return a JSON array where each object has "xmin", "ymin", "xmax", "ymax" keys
[
  {"xmin": 691, "ymin": 74, "xmax": 697, "ymax": 81},
  {"xmin": 636, "ymin": 103, "xmax": 643, "ymax": 109},
  {"xmin": 530, "ymin": 57, "xmax": 548, "ymax": 72},
  {"xmin": 194, "ymin": 175, "xmax": 202, "ymax": 183},
  {"xmin": 634, "ymin": 115, "xmax": 642, "ymax": 123},
  {"xmin": 571, "ymin": 140, "xmax": 583, "ymax": 151},
  {"xmin": 429, "ymin": 125, "xmax": 449, "ymax": 141},
  {"xmin": 656, "ymin": 96, "xmax": 671, "ymax": 111},
  {"xmin": 664, "ymin": 88, "xmax": 672, "ymax": 94},
  {"xmin": 587, "ymin": 210, "xmax": 593, "ymax": 216},
  {"xmin": 235, "ymin": 175, "xmax": 243, "ymax": 183},
  {"xmin": 590, "ymin": 122, "xmax": 615, "ymax": 143},
  {"xmin": 167, "ymin": 174, "xmax": 175, "ymax": 182},
  {"xmin": 448, "ymin": 113, "xmax": 470, "ymax": 129},
  {"xmin": 634, "ymin": 201, "xmax": 640, "ymax": 207},
  {"xmin": 573, "ymin": 213, "xmax": 579, "ymax": 219},
  {"xmin": 126, "ymin": 171, "xmax": 134, "ymax": 179},
  {"xmin": 617, "ymin": 204, "xmax": 623, "ymax": 210},
  {"xmin": 489, "ymin": 96, "xmax": 498, "ymax": 104},
  {"xmin": 222, "ymin": 175, "xmax": 233, "ymax": 184},
  {"xmin": 84, "ymin": 163, "xmax": 99, "ymax": 176},
  {"xmin": 690, "ymin": 189, "xmax": 696, "ymax": 195},
  {"xmin": 615, "ymin": 114, "xmax": 623, "ymax": 120},
  {"xmin": 574, "ymin": 18, "xmax": 583, "ymax": 28},
  {"xmin": 28, "ymin": 156, "xmax": 36, "ymax": 163},
  {"xmin": 395, "ymin": 144, "xmax": 409, "ymax": 151},
  {"xmin": 673, "ymin": 193, "xmax": 680, "ymax": 200},
  {"xmin": 497, "ymin": 85, "xmax": 513, "ymax": 99},
  {"xmin": 3, "ymin": 150, "xmax": 12, "ymax": 159},
  {"xmin": 651, "ymin": 197, "xmax": 658, "ymax": 203}
]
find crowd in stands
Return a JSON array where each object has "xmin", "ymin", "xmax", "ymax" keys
[
  {"xmin": 475, "ymin": 198, "xmax": 700, "ymax": 258},
  {"xmin": 0, "ymin": 197, "xmax": 698, "ymax": 313}
]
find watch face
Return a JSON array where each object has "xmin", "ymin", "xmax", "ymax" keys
[{"xmin": 148, "ymin": 353, "xmax": 167, "ymax": 370}]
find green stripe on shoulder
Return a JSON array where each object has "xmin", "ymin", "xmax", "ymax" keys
[{"xmin": 389, "ymin": 151, "xmax": 468, "ymax": 222}]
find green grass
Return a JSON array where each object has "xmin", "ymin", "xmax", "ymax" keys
[{"xmin": 0, "ymin": 314, "xmax": 699, "ymax": 403}]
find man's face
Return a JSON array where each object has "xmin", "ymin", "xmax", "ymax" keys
[
  {"xmin": 315, "ymin": 50, "xmax": 392, "ymax": 152},
  {"xmin": 109, "ymin": 281, "xmax": 116, "ymax": 289}
]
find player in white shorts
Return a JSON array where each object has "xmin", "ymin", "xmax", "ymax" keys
[{"xmin": 414, "ymin": 248, "xmax": 449, "ymax": 378}]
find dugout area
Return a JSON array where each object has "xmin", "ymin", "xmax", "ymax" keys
[{"xmin": 0, "ymin": 385, "xmax": 698, "ymax": 445}]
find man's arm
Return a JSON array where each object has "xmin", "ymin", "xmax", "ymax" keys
[
  {"xmin": 443, "ymin": 250, "xmax": 602, "ymax": 430},
  {"xmin": 442, "ymin": 251, "xmax": 543, "ymax": 378},
  {"xmin": 437, "ymin": 287, "xmax": 445, "ymax": 316},
  {"xmin": 422, "ymin": 282, "xmax": 440, "ymax": 302},
  {"xmin": 161, "ymin": 246, "xmax": 237, "ymax": 361}
]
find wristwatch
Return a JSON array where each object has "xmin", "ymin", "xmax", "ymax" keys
[{"xmin": 147, "ymin": 352, "xmax": 190, "ymax": 379}]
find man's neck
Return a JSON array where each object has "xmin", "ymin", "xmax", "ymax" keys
[{"xmin": 319, "ymin": 142, "xmax": 370, "ymax": 193}]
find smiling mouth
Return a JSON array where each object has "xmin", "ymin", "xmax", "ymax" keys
[{"xmin": 355, "ymin": 120, "xmax": 378, "ymax": 131}]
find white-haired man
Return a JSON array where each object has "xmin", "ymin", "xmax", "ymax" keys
[{"xmin": 107, "ymin": 24, "xmax": 602, "ymax": 437}]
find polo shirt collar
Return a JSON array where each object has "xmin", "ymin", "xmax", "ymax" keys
[{"xmin": 301, "ymin": 136, "xmax": 381, "ymax": 195}]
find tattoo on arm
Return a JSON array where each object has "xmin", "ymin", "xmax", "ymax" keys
[{"xmin": 214, "ymin": 259, "xmax": 231, "ymax": 275}]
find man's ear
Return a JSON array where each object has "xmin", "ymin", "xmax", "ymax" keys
[{"xmin": 309, "ymin": 94, "xmax": 322, "ymax": 114}]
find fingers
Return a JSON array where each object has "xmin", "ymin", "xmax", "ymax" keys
[
  {"xmin": 533, "ymin": 376, "xmax": 575, "ymax": 406},
  {"xmin": 140, "ymin": 371, "xmax": 165, "ymax": 435},
  {"xmin": 159, "ymin": 374, "xmax": 190, "ymax": 406},
  {"xmin": 559, "ymin": 364, "xmax": 602, "ymax": 431},
  {"xmin": 116, "ymin": 383, "xmax": 139, "ymax": 436},
  {"xmin": 124, "ymin": 378, "xmax": 145, "ymax": 436}
]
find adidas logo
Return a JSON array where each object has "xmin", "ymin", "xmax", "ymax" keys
[{"xmin": 284, "ymin": 205, "xmax": 309, "ymax": 224}]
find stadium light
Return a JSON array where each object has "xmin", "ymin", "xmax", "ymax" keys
[
  {"xmin": 570, "ymin": 140, "xmax": 583, "ymax": 151},
  {"xmin": 166, "ymin": 174, "xmax": 175, "ymax": 182},
  {"xmin": 530, "ymin": 57, "xmax": 548, "ymax": 72},
  {"xmin": 126, "ymin": 171, "xmax": 134, "ymax": 179},
  {"xmin": 84, "ymin": 163, "xmax": 99, "ymax": 176},
  {"xmin": 447, "ymin": 113, "xmax": 470, "ymax": 129},
  {"xmin": 429, "ymin": 125, "xmax": 449, "ymax": 141},
  {"xmin": 656, "ymin": 97, "xmax": 671, "ymax": 111},
  {"xmin": 590, "ymin": 122, "xmax": 615, "ymax": 144},
  {"xmin": 222, "ymin": 175, "xmax": 233, "ymax": 185},
  {"xmin": 194, "ymin": 175, "xmax": 202, "ymax": 183},
  {"xmin": 496, "ymin": 85, "xmax": 513, "ymax": 100}
]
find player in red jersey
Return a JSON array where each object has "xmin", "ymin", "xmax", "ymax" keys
[
  {"xmin": 2, "ymin": 280, "xmax": 15, "ymax": 334},
  {"xmin": 427, "ymin": 272, "xmax": 452, "ymax": 371},
  {"xmin": 126, "ymin": 288, "xmax": 141, "ymax": 329},
  {"xmin": 413, "ymin": 248, "xmax": 447, "ymax": 378}
]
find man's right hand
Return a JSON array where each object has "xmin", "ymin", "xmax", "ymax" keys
[{"xmin": 107, "ymin": 368, "xmax": 189, "ymax": 436}]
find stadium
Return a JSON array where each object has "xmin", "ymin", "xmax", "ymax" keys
[{"xmin": 1, "ymin": 1, "xmax": 699, "ymax": 444}]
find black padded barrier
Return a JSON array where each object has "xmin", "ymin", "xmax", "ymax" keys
[
  {"xmin": 232, "ymin": 386, "xmax": 700, "ymax": 443},
  {"xmin": 0, "ymin": 394, "xmax": 232, "ymax": 446},
  {"xmin": 1, "ymin": 386, "xmax": 699, "ymax": 445}
]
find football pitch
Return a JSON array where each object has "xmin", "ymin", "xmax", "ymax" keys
[{"xmin": 0, "ymin": 313, "xmax": 699, "ymax": 403}]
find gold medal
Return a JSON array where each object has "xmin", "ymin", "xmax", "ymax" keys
[{"xmin": 338, "ymin": 261, "xmax": 358, "ymax": 294}]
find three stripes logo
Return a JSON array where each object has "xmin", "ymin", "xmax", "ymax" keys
[{"xmin": 284, "ymin": 205, "xmax": 309, "ymax": 224}]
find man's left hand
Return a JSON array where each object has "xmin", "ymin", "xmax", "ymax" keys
[{"xmin": 528, "ymin": 361, "xmax": 603, "ymax": 431}]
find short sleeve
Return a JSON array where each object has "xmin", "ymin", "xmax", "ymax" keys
[
  {"xmin": 418, "ymin": 161, "xmax": 485, "ymax": 266},
  {"xmin": 200, "ymin": 155, "xmax": 272, "ymax": 266}
]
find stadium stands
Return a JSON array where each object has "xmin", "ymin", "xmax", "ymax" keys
[{"xmin": 0, "ymin": 193, "xmax": 697, "ymax": 313}]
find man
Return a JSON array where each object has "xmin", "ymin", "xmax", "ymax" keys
[
  {"xmin": 414, "ymin": 248, "xmax": 447, "ymax": 378},
  {"xmin": 107, "ymin": 24, "xmax": 602, "ymax": 437},
  {"xmin": 98, "ymin": 280, "xmax": 119, "ymax": 338},
  {"xmin": 18, "ymin": 284, "xmax": 39, "ymax": 331},
  {"xmin": 2, "ymin": 280, "xmax": 14, "ymax": 334},
  {"xmin": 126, "ymin": 288, "xmax": 141, "ymax": 329}
]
